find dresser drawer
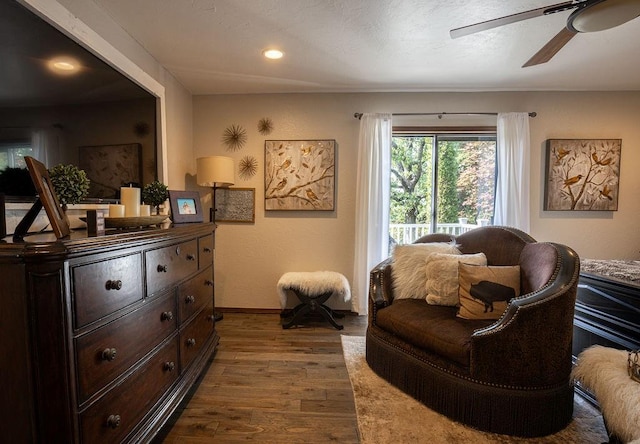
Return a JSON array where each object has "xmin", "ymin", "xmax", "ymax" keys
[
  {"xmin": 198, "ymin": 233, "xmax": 214, "ymax": 269},
  {"xmin": 72, "ymin": 253, "xmax": 143, "ymax": 328},
  {"xmin": 178, "ymin": 266, "xmax": 213, "ymax": 324},
  {"xmin": 75, "ymin": 293, "xmax": 177, "ymax": 402},
  {"xmin": 145, "ymin": 239, "xmax": 198, "ymax": 295},
  {"xmin": 79, "ymin": 337, "xmax": 179, "ymax": 444},
  {"xmin": 180, "ymin": 302, "xmax": 214, "ymax": 370}
]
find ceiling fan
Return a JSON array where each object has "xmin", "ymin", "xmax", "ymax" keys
[{"xmin": 450, "ymin": 0, "xmax": 640, "ymax": 67}]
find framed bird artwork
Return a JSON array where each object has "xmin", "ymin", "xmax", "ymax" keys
[
  {"xmin": 544, "ymin": 139, "xmax": 621, "ymax": 211},
  {"xmin": 264, "ymin": 140, "xmax": 336, "ymax": 211}
]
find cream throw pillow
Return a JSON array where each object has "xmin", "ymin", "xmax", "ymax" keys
[
  {"xmin": 425, "ymin": 252, "xmax": 487, "ymax": 306},
  {"xmin": 392, "ymin": 243, "xmax": 461, "ymax": 300}
]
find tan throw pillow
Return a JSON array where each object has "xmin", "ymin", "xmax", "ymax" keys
[
  {"xmin": 457, "ymin": 264, "xmax": 521, "ymax": 320},
  {"xmin": 392, "ymin": 243, "xmax": 461, "ymax": 300},
  {"xmin": 425, "ymin": 252, "xmax": 487, "ymax": 306}
]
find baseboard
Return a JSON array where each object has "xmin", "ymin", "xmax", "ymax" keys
[{"xmin": 217, "ymin": 307, "xmax": 357, "ymax": 316}]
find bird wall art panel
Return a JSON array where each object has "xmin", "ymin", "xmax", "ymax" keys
[
  {"xmin": 264, "ymin": 139, "xmax": 335, "ymax": 211},
  {"xmin": 544, "ymin": 139, "xmax": 621, "ymax": 211}
]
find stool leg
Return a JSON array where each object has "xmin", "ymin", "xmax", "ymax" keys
[
  {"xmin": 316, "ymin": 304, "xmax": 344, "ymax": 330},
  {"xmin": 282, "ymin": 303, "xmax": 311, "ymax": 329}
]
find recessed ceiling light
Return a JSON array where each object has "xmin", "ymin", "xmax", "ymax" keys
[
  {"xmin": 262, "ymin": 49, "xmax": 284, "ymax": 60},
  {"xmin": 48, "ymin": 56, "xmax": 80, "ymax": 74}
]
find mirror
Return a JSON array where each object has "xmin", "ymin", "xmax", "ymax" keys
[{"xmin": 0, "ymin": 0, "xmax": 162, "ymax": 201}]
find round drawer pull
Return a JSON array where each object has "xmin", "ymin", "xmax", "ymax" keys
[
  {"xmin": 157, "ymin": 264, "xmax": 168, "ymax": 273},
  {"xmin": 204, "ymin": 280, "xmax": 214, "ymax": 287},
  {"xmin": 203, "ymin": 247, "xmax": 212, "ymax": 253},
  {"xmin": 185, "ymin": 295, "xmax": 195, "ymax": 304},
  {"xmin": 102, "ymin": 348, "xmax": 117, "ymax": 361},
  {"xmin": 186, "ymin": 254, "xmax": 196, "ymax": 261},
  {"xmin": 107, "ymin": 414, "xmax": 121, "ymax": 429},
  {"xmin": 161, "ymin": 311, "xmax": 174, "ymax": 321},
  {"xmin": 164, "ymin": 361, "xmax": 176, "ymax": 372},
  {"xmin": 175, "ymin": 246, "xmax": 181, "ymax": 256},
  {"xmin": 186, "ymin": 338, "xmax": 196, "ymax": 347},
  {"xmin": 105, "ymin": 279, "xmax": 122, "ymax": 290}
]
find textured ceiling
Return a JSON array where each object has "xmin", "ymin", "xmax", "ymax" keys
[{"xmin": 91, "ymin": 0, "xmax": 640, "ymax": 94}]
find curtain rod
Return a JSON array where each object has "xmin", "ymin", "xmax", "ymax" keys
[{"xmin": 353, "ymin": 111, "xmax": 537, "ymax": 119}]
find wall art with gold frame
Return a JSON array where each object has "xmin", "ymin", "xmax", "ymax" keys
[
  {"xmin": 544, "ymin": 139, "xmax": 621, "ymax": 211},
  {"xmin": 264, "ymin": 139, "xmax": 335, "ymax": 211}
]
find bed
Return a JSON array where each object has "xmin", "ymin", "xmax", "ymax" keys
[{"xmin": 573, "ymin": 259, "xmax": 640, "ymax": 405}]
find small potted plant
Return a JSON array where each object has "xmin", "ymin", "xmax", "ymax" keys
[
  {"xmin": 142, "ymin": 180, "xmax": 169, "ymax": 214},
  {"xmin": 48, "ymin": 164, "xmax": 90, "ymax": 211}
]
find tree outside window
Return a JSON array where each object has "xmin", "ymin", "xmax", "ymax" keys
[{"xmin": 390, "ymin": 133, "xmax": 496, "ymax": 247}]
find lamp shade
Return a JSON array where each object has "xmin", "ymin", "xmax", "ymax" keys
[{"xmin": 196, "ymin": 156, "xmax": 235, "ymax": 187}]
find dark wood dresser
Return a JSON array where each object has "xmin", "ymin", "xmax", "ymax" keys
[
  {"xmin": 0, "ymin": 223, "xmax": 218, "ymax": 443},
  {"xmin": 572, "ymin": 261, "xmax": 640, "ymax": 405}
]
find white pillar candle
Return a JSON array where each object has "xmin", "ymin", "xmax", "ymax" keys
[
  {"xmin": 140, "ymin": 204, "xmax": 151, "ymax": 216},
  {"xmin": 120, "ymin": 186, "xmax": 141, "ymax": 217},
  {"xmin": 108, "ymin": 204, "xmax": 125, "ymax": 218}
]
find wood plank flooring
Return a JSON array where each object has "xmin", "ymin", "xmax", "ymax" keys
[{"xmin": 155, "ymin": 312, "xmax": 368, "ymax": 443}]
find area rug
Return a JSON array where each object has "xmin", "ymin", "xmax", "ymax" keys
[{"xmin": 341, "ymin": 335, "xmax": 608, "ymax": 444}]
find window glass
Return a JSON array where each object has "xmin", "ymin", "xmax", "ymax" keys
[
  {"xmin": 0, "ymin": 141, "xmax": 32, "ymax": 170},
  {"xmin": 389, "ymin": 132, "xmax": 496, "ymax": 249}
]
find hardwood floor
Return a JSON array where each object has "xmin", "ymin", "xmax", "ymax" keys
[{"xmin": 156, "ymin": 312, "xmax": 368, "ymax": 443}]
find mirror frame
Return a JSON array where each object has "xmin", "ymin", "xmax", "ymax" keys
[{"xmin": 16, "ymin": 0, "xmax": 169, "ymax": 185}]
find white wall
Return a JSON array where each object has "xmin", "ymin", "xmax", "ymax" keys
[{"xmin": 194, "ymin": 91, "xmax": 640, "ymax": 311}]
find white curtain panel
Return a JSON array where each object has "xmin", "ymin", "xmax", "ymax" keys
[
  {"xmin": 494, "ymin": 112, "xmax": 531, "ymax": 232},
  {"xmin": 31, "ymin": 127, "xmax": 61, "ymax": 167},
  {"xmin": 352, "ymin": 113, "xmax": 392, "ymax": 315}
]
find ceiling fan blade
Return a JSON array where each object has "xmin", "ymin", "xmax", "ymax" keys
[
  {"xmin": 450, "ymin": 1, "xmax": 578, "ymax": 39},
  {"xmin": 522, "ymin": 27, "xmax": 578, "ymax": 67}
]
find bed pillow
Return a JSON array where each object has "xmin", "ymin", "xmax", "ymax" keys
[
  {"xmin": 457, "ymin": 264, "xmax": 521, "ymax": 320},
  {"xmin": 425, "ymin": 252, "xmax": 487, "ymax": 306},
  {"xmin": 392, "ymin": 243, "xmax": 461, "ymax": 300}
]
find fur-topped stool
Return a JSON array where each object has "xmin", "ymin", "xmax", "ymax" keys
[
  {"xmin": 277, "ymin": 271, "xmax": 351, "ymax": 330},
  {"xmin": 572, "ymin": 345, "xmax": 640, "ymax": 444}
]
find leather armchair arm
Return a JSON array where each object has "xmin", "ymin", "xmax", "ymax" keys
[
  {"xmin": 470, "ymin": 243, "xmax": 580, "ymax": 387},
  {"xmin": 368, "ymin": 258, "xmax": 394, "ymax": 318}
]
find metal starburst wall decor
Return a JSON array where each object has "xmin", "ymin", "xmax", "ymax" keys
[
  {"xmin": 258, "ymin": 117, "xmax": 274, "ymax": 135},
  {"xmin": 222, "ymin": 124, "xmax": 247, "ymax": 151},
  {"xmin": 239, "ymin": 155, "xmax": 258, "ymax": 179}
]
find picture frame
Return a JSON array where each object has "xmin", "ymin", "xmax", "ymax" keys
[
  {"xmin": 168, "ymin": 190, "xmax": 204, "ymax": 223},
  {"xmin": 78, "ymin": 143, "xmax": 142, "ymax": 199},
  {"xmin": 544, "ymin": 139, "xmax": 621, "ymax": 211},
  {"xmin": 22, "ymin": 156, "xmax": 71, "ymax": 238},
  {"xmin": 265, "ymin": 139, "xmax": 336, "ymax": 211},
  {"xmin": 214, "ymin": 187, "xmax": 255, "ymax": 223}
]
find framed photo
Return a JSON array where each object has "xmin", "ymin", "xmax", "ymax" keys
[
  {"xmin": 544, "ymin": 139, "xmax": 621, "ymax": 211},
  {"xmin": 265, "ymin": 139, "xmax": 335, "ymax": 211},
  {"xmin": 24, "ymin": 156, "xmax": 71, "ymax": 238},
  {"xmin": 214, "ymin": 187, "xmax": 255, "ymax": 223},
  {"xmin": 168, "ymin": 190, "xmax": 203, "ymax": 223}
]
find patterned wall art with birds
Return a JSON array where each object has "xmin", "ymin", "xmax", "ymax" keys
[
  {"xmin": 544, "ymin": 139, "xmax": 621, "ymax": 211},
  {"xmin": 264, "ymin": 140, "xmax": 335, "ymax": 210}
]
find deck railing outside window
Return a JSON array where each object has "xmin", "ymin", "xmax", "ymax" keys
[{"xmin": 389, "ymin": 221, "xmax": 490, "ymax": 245}]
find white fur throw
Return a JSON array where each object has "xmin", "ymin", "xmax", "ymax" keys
[
  {"xmin": 572, "ymin": 345, "xmax": 640, "ymax": 443},
  {"xmin": 425, "ymin": 252, "xmax": 487, "ymax": 306},
  {"xmin": 277, "ymin": 271, "xmax": 351, "ymax": 309},
  {"xmin": 392, "ymin": 243, "xmax": 461, "ymax": 300}
]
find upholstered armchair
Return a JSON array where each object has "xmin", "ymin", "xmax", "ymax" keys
[{"xmin": 366, "ymin": 226, "xmax": 580, "ymax": 437}]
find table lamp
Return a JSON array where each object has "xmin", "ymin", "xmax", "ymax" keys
[
  {"xmin": 196, "ymin": 156, "xmax": 235, "ymax": 222},
  {"xmin": 196, "ymin": 155, "xmax": 234, "ymax": 323}
]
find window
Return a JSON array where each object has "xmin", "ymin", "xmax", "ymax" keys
[
  {"xmin": 389, "ymin": 129, "xmax": 496, "ymax": 246},
  {"xmin": 0, "ymin": 140, "xmax": 32, "ymax": 170}
]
